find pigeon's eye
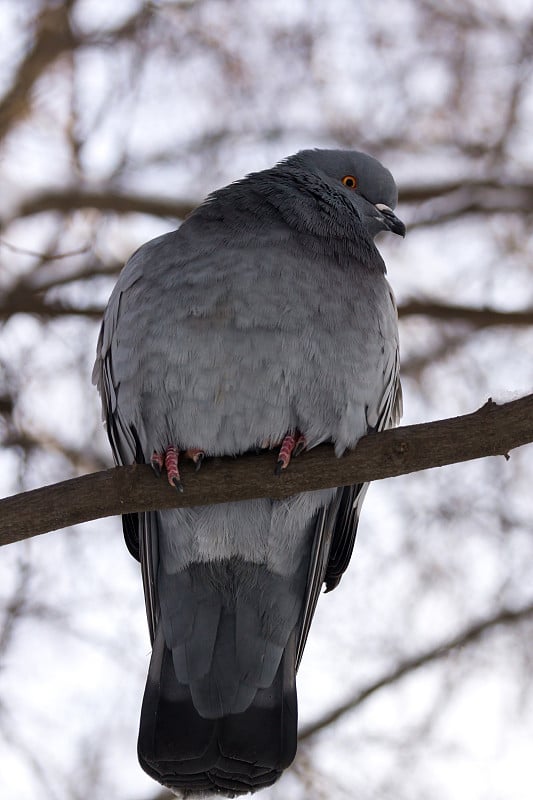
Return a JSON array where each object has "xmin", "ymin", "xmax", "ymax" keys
[{"xmin": 342, "ymin": 175, "xmax": 357, "ymax": 189}]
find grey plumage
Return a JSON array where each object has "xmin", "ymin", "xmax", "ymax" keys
[{"xmin": 93, "ymin": 148, "xmax": 404, "ymax": 796}]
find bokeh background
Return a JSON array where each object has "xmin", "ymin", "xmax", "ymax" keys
[{"xmin": 1, "ymin": 1, "xmax": 533, "ymax": 798}]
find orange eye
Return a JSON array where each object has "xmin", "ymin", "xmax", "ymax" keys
[{"xmin": 342, "ymin": 175, "xmax": 357, "ymax": 189}]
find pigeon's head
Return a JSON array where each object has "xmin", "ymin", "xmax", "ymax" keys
[{"xmin": 282, "ymin": 149, "xmax": 406, "ymax": 239}]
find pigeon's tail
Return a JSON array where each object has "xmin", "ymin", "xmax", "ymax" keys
[{"xmin": 138, "ymin": 622, "xmax": 298, "ymax": 796}]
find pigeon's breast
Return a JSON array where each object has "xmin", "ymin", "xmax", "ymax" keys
[{"xmin": 113, "ymin": 245, "xmax": 396, "ymax": 458}]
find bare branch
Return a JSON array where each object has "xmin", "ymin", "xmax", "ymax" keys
[
  {"xmin": 7, "ymin": 189, "xmax": 196, "ymax": 230},
  {"xmin": 3, "ymin": 275, "xmax": 533, "ymax": 332},
  {"xmin": 403, "ymin": 182, "xmax": 533, "ymax": 229},
  {"xmin": 398, "ymin": 300, "xmax": 533, "ymax": 328},
  {"xmin": 399, "ymin": 180, "xmax": 533, "ymax": 204},
  {"xmin": 3, "ymin": 429, "xmax": 108, "ymax": 474},
  {"xmin": 0, "ymin": 559, "xmax": 31, "ymax": 659},
  {"xmin": 5, "ymin": 181, "xmax": 533, "ymax": 235},
  {"xmin": 0, "ymin": 283, "xmax": 104, "ymax": 320},
  {"xmin": 0, "ymin": 3, "xmax": 77, "ymax": 143},
  {"xmin": 401, "ymin": 331, "xmax": 471, "ymax": 378},
  {"xmin": 0, "ymin": 237, "xmax": 90, "ymax": 261},
  {"xmin": 299, "ymin": 599, "xmax": 533, "ymax": 740},
  {"xmin": 1, "ymin": 394, "xmax": 532, "ymax": 547}
]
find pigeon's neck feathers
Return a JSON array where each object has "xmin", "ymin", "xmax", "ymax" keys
[{"xmin": 189, "ymin": 169, "xmax": 386, "ymax": 272}]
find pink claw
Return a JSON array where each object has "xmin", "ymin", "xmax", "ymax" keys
[
  {"xmin": 185, "ymin": 448, "xmax": 205, "ymax": 471},
  {"xmin": 151, "ymin": 444, "xmax": 183, "ymax": 492},
  {"xmin": 293, "ymin": 432, "xmax": 307, "ymax": 457},
  {"xmin": 150, "ymin": 451, "xmax": 165, "ymax": 475},
  {"xmin": 275, "ymin": 430, "xmax": 306, "ymax": 475}
]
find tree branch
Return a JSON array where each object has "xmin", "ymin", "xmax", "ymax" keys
[
  {"xmin": 1, "ymin": 394, "xmax": 532, "ymax": 547},
  {"xmin": 399, "ymin": 179, "xmax": 533, "ymax": 205},
  {"xmin": 398, "ymin": 300, "xmax": 533, "ymax": 328},
  {"xmin": 299, "ymin": 599, "xmax": 533, "ymax": 741},
  {"xmin": 5, "ymin": 180, "xmax": 533, "ymax": 234},
  {"xmin": 0, "ymin": 3, "xmax": 77, "ymax": 143},
  {"xmin": 8, "ymin": 188, "xmax": 196, "ymax": 230},
  {"xmin": 2, "ymin": 273, "xmax": 533, "ymax": 331}
]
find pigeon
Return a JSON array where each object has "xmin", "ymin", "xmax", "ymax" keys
[{"xmin": 93, "ymin": 149, "xmax": 404, "ymax": 796}]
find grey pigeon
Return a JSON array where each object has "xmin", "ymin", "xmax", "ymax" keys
[{"xmin": 93, "ymin": 149, "xmax": 404, "ymax": 796}]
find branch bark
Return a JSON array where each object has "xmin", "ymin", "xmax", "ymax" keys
[{"xmin": 1, "ymin": 394, "xmax": 532, "ymax": 547}]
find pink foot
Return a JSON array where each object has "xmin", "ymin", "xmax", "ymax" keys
[
  {"xmin": 184, "ymin": 447, "xmax": 205, "ymax": 471},
  {"xmin": 151, "ymin": 444, "xmax": 183, "ymax": 492},
  {"xmin": 275, "ymin": 430, "xmax": 306, "ymax": 475}
]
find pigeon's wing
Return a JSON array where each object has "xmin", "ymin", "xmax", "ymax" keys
[
  {"xmin": 92, "ymin": 256, "xmax": 159, "ymax": 639},
  {"xmin": 92, "ymin": 259, "xmax": 143, "ymax": 470},
  {"xmin": 324, "ymin": 335, "xmax": 402, "ymax": 589},
  {"xmin": 296, "ymin": 291, "xmax": 402, "ymax": 668}
]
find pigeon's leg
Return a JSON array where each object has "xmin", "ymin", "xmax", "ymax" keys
[
  {"xmin": 150, "ymin": 445, "xmax": 183, "ymax": 492},
  {"xmin": 184, "ymin": 448, "xmax": 205, "ymax": 471},
  {"xmin": 275, "ymin": 430, "xmax": 307, "ymax": 475}
]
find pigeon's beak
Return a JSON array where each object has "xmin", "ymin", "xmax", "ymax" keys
[{"xmin": 375, "ymin": 203, "xmax": 406, "ymax": 237}]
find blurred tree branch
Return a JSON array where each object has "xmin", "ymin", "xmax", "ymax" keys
[
  {"xmin": 299, "ymin": 598, "xmax": 533, "ymax": 740},
  {"xmin": 3, "ymin": 180, "xmax": 533, "ymax": 233},
  {"xmin": 0, "ymin": 2, "xmax": 77, "ymax": 143},
  {"xmin": 1, "ymin": 394, "xmax": 532, "ymax": 547},
  {"xmin": 3, "ymin": 275, "xmax": 533, "ymax": 329},
  {"xmin": 3, "ymin": 428, "xmax": 107, "ymax": 473},
  {"xmin": 0, "ymin": 558, "xmax": 31, "ymax": 659},
  {"xmin": 398, "ymin": 300, "xmax": 533, "ymax": 328},
  {"xmin": 7, "ymin": 188, "xmax": 195, "ymax": 228}
]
